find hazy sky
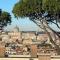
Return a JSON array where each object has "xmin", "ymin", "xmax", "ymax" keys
[
  {"xmin": 0, "ymin": 0, "xmax": 41, "ymax": 31},
  {"xmin": 0, "ymin": 0, "xmax": 60, "ymax": 31}
]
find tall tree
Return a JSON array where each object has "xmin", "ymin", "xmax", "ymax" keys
[
  {"xmin": 12, "ymin": 0, "xmax": 60, "ymax": 54},
  {"xmin": 0, "ymin": 9, "xmax": 11, "ymax": 31}
]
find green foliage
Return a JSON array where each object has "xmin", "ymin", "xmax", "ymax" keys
[
  {"xmin": 0, "ymin": 9, "xmax": 11, "ymax": 30},
  {"xmin": 43, "ymin": 0, "xmax": 60, "ymax": 14},
  {"xmin": 12, "ymin": 0, "xmax": 60, "ymax": 55},
  {"xmin": 13, "ymin": 0, "xmax": 60, "ymax": 18},
  {"xmin": 12, "ymin": 0, "xmax": 42, "ymax": 17}
]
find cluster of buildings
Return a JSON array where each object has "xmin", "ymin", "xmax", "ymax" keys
[{"xmin": 0, "ymin": 26, "xmax": 59, "ymax": 57}]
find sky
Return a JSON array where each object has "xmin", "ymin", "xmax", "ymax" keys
[
  {"xmin": 0, "ymin": 0, "xmax": 60, "ymax": 31},
  {"xmin": 0, "ymin": 0, "xmax": 41, "ymax": 31}
]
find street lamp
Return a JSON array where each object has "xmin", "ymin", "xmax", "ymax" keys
[{"xmin": 35, "ymin": 31, "xmax": 38, "ymax": 41}]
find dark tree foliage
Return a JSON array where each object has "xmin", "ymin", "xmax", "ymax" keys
[
  {"xmin": 0, "ymin": 9, "xmax": 11, "ymax": 31},
  {"xmin": 12, "ymin": 0, "xmax": 60, "ymax": 29},
  {"xmin": 12, "ymin": 0, "xmax": 60, "ymax": 55}
]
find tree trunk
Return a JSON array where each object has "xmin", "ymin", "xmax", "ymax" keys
[
  {"xmin": 42, "ymin": 20, "xmax": 60, "ymax": 55},
  {"xmin": 32, "ymin": 19, "xmax": 60, "ymax": 55}
]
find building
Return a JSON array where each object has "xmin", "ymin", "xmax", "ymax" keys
[{"xmin": 0, "ymin": 26, "xmax": 59, "ymax": 57}]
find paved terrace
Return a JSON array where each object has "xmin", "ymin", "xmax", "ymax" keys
[
  {"xmin": 0, "ymin": 57, "xmax": 60, "ymax": 60},
  {"xmin": 0, "ymin": 54, "xmax": 60, "ymax": 60}
]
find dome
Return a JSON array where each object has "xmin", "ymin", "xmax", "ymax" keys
[{"xmin": 13, "ymin": 26, "xmax": 19, "ymax": 32}]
